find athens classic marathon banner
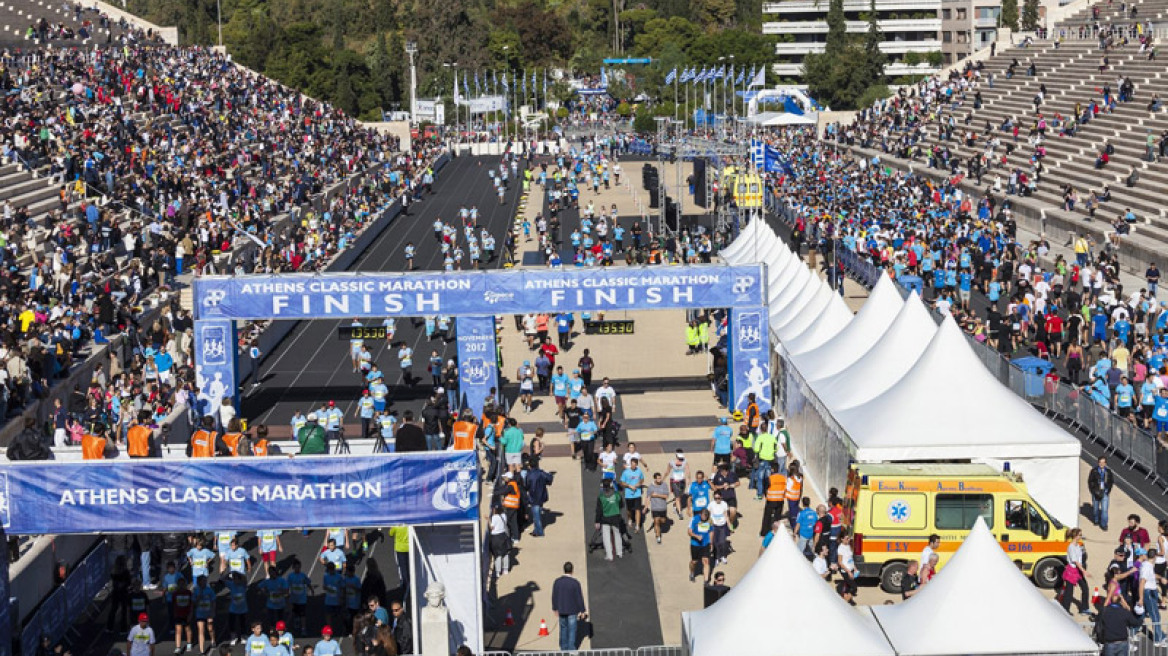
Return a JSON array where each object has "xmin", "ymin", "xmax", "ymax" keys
[
  {"xmin": 193, "ymin": 264, "xmax": 767, "ymax": 321},
  {"xmin": 456, "ymin": 315, "xmax": 498, "ymax": 417},
  {"xmin": 0, "ymin": 452, "xmax": 478, "ymax": 535},
  {"xmin": 729, "ymin": 306, "xmax": 773, "ymax": 413}
]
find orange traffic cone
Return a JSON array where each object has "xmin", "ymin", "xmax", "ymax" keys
[
  {"xmin": 1091, "ymin": 587, "xmax": 1102, "ymax": 605},
  {"xmin": 504, "ymin": 609, "xmax": 515, "ymax": 626},
  {"xmin": 538, "ymin": 618, "xmax": 550, "ymax": 636}
]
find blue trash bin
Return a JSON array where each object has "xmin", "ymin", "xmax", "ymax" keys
[{"xmin": 1012, "ymin": 356, "xmax": 1054, "ymax": 397}]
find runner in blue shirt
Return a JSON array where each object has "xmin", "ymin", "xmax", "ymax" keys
[
  {"xmin": 186, "ymin": 540, "xmax": 215, "ymax": 581},
  {"xmin": 286, "ymin": 559, "xmax": 312, "ymax": 634},
  {"xmin": 688, "ymin": 508, "xmax": 713, "ymax": 584},
  {"xmin": 343, "ymin": 563, "xmax": 363, "ymax": 616},
  {"xmin": 689, "ymin": 471, "xmax": 712, "ymax": 515},
  {"xmin": 321, "ymin": 563, "xmax": 343, "ymax": 630},
  {"xmin": 243, "ymin": 622, "xmax": 268, "ymax": 656},
  {"xmin": 1154, "ymin": 389, "xmax": 1168, "ymax": 437},
  {"xmin": 259, "ymin": 567, "xmax": 289, "ymax": 627},
  {"xmin": 1115, "ymin": 376, "xmax": 1136, "ymax": 418},
  {"xmin": 192, "ymin": 576, "xmax": 217, "ymax": 653},
  {"xmin": 620, "ymin": 459, "xmax": 646, "ymax": 532},
  {"xmin": 314, "ymin": 627, "xmax": 343, "ymax": 656}
]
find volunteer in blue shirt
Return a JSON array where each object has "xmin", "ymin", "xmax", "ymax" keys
[
  {"xmin": 223, "ymin": 537, "xmax": 250, "ymax": 577},
  {"xmin": 620, "ymin": 458, "xmax": 646, "ymax": 532},
  {"xmin": 710, "ymin": 417, "xmax": 734, "ymax": 468},
  {"xmin": 796, "ymin": 499, "xmax": 820, "ymax": 556},
  {"xmin": 688, "ymin": 508, "xmax": 713, "ymax": 584},
  {"xmin": 321, "ymin": 563, "xmax": 344, "ymax": 631}
]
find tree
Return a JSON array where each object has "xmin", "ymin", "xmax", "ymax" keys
[
  {"xmin": 1000, "ymin": 0, "xmax": 1019, "ymax": 30},
  {"xmin": 693, "ymin": 0, "xmax": 736, "ymax": 30},
  {"xmin": 824, "ymin": 0, "xmax": 848, "ymax": 57},
  {"xmin": 1021, "ymin": 0, "xmax": 1039, "ymax": 30},
  {"xmin": 861, "ymin": 0, "xmax": 887, "ymax": 83},
  {"xmin": 632, "ymin": 107, "xmax": 656, "ymax": 133}
]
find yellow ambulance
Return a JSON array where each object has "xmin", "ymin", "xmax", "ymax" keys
[{"xmin": 844, "ymin": 463, "xmax": 1070, "ymax": 592}]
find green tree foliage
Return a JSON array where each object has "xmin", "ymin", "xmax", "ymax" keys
[
  {"xmin": 693, "ymin": 0, "xmax": 736, "ymax": 30},
  {"xmin": 1000, "ymin": 0, "xmax": 1019, "ymax": 30},
  {"xmin": 1021, "ymin": 0, "xmax": 1039, "ymax": 30},
  {"xmin": 123, "ymin": 0, "xmax": 773, "ymax": 120},
  {"xmin": 803, "ymin": 0, "xmax": 887, "ymax": 110}
]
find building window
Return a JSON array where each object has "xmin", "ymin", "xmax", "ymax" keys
[
  {"xmin": 942, "ymin": 8, "xmax": 951, "ymax": 19},
  {"xmin": 958, "ymin": 30, "xmax": 969, "ymax": 43},
  {"xmin": 943, "ymin": 30, "xmax": 953, "ymax": 42},
  {"xmin": 956, "ymin": 8, "xmax": 967, "ymax": 19}
]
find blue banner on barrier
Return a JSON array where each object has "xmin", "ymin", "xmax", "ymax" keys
[
  {"xmin": 456, "ymin": 316, "xmax": 498, "ymax": 417},
  {"xmin": 39, "ymin": 588, "xmax": 65, "ymax": 647},
  {"xmin": 64, "ymin": 556, "xmax": 89, "ymax": 623},
  {"xmin": 729, "ymin": 306, "xmax": 773, "ymax": 413},
  {"xmin": 0, "ymin": 529, "xmax": 8, "ymax": 656},
  {"xmin": 0, "ymin": 452, "xmax": 478, "ymax": 535},
  {"xmin": 86, "ymin": 542, "xmax": 109, "ymax": 601},
  {"xmin": 193, "ymin": 265, "xmax": 766, "ymax": 321},
  {"xmin": 194, "ymin": 319, "xmax": 238, "ymax": 414},
  {"xmin": 20, "ymin": 619, "xmax": 37, "ymax": 656}
]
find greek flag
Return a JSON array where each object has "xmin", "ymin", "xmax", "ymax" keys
[
  {"xmin": 502, "ymin": 71, "xmax": 509, "ymax": 91},
  {"xmin": 695, "ymin": 67, "xmax": 707, "ymax": 84},
  {"xmin": 664, "ymin": 68, "xmax": 677, "ymax": 85},
  {"xmin": 462, "ymin": 71, "xmax": 469, "ymax": 100},
  {"xmin": 523, "ymin": 71, "xmax": 527, "ymax": 97},
  {"xmin": 474, "ymin": 71, "xmax": 481, "ymax": 96},
  {"xmin": 736, "ymin": 67, "xmax": 746, "ymax": 85}
]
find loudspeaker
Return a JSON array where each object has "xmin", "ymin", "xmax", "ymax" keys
[
  {"xmin": 642, "ymin": 164, "xmax": 658, "ymax": 190},
  {"xmin": 693, "ymin": 159, "xmax": 708, "ymax": 208},
  {"xmin": 649, "ymin": 188, "xmax": 661, "ymax": 209},
  {"xmin": 665, "ymin": 197, "xmax": 679, "ymax": 231}
]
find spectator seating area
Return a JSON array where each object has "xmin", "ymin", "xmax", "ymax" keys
[
  {"xmin": 0, "ymin": 0, "xmax": 438, "ymax": 442},
  {"xmin": 837, "ymin": 0, "xmax": 1168, "ymax": 261},
  {"xmin": 0, "ymin": 0, "xmax": 137, "ymax": 48}
]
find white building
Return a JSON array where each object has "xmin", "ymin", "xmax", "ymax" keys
[{"xmin": 762, "ymin": 0, "xmax": 943, "ymax": 79}]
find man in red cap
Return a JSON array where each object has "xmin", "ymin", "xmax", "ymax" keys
[
  {"xmin": 314, "ymin": 625, "xmax": 342, "ymax": 655},
  {"xmin": 126, "ymin": 612, "xmax": 155, "ymax": 656},
  {"xmin": 323, "ymin": 401, "xmax": 344, "ymax": 447}
]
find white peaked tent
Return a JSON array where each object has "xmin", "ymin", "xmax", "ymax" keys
[
  {"xmin": 781, "ymin": 291, "xmax": 853, "ymax": 355},
  {"xmin": 833, "ymin": 317, "xmax": 1082, "ymax": 525},
  {"xmin": 769, "ymin": 255, "xmax": 805, "ymax": 306},
  {"xmin": 791, "ymin": 275, "xmax": 903, "ymax": 377},
  {"xmin": 719, "ymin": 218, "xmax": 766, "ymax": 263},
  {"xmin": 766, "ymin": 242, "xmax": 794, "ymax": 289},
  {"xmin": 771, "ymin": 269, "xmax": 818, "ymax": 326},
  {"xmin": 776, "ymin": 282, "xmax": 834, "ymax": 341},
  {"xmin": 756, "ymin": 234, "xmax": 786, "ymax": 267},
  {"xmin": 771, "ymin": 265, "xmax": 813, "ymax": 319},
  {"xmin": 683, "ymin": 526, "xmax": 896, "ymax": 656},
  {"xmin": 871, "ymin": 519, "xmax": 1098, "ymax": 655},
  {"xmin": 811, "ymin": 291, "xmax": 937, "ymax": 411}
]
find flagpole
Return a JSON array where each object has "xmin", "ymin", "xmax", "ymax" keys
[{"xmin": 673, "ymin": 72, "xmax": 678, "ymax": 123}]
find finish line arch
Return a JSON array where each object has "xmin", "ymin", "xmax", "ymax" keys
[{"xmin": 191, "ymin": 263, "xmax": 772, "ymax": 417}]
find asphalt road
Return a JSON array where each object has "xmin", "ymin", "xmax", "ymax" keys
[{"xmin": 239, "ymin": 154, "xmax": 527, "ymax": 434}]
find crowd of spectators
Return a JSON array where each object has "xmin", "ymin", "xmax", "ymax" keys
[
  {"xmin": 755, "ymin": 125, "xmax": 1168, "ymax": 441},
  {"xmin": 0, "ymin": 30, "xmax": 444, "ymax": 454}
]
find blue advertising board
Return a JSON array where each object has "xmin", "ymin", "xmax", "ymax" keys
[
  {"xmin": 194, "ymin": 319, "xmax": 238, "ymax": 416},
  {"xmin": 455, "ymin": 316, "xmax": 498, "ymax": 417},
  {"xmin": 0, "ymin": 452, "xmax": 478, "ymax": 535},
  {"xmin": 729, "ymin": 306, "xmax": 773, "ymax": 413},
  {"xmin": 85, "ymin": 541, "xmax": 109, "ymax": 601},
  {"xmin": 193, "ymin": 265, "xmax": 766, "ymax": 321}
]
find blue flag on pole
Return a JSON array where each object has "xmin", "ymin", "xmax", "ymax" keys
[{"xmin": 664, "ymin": 68, "xmax": 677, "ymax": 85}]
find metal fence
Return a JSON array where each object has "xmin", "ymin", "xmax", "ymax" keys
[
  {"xmin": 496, "ymin": 648, "xmax": 682, "ymax": 656},
  {"xmin": 765, "ymin": 196, "xmax": 1168, "ymax": 491}
]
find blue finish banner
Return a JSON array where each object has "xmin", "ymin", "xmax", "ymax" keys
[
  {"xmin": 0, "ymin": 452, "xmax": 479, "ymax": 535},
  {"xmin": 193, "ymin": 264, "xmax": 766, "ymax": 321},
  {"xmin": 194, "ymin": 319, "xmax": 238, "ymax": 414},
  {"xmin": 456, "ymin": 316, "xmax": 498, "ymax": 417},
  {"xmin": 729, "ymin": 306, "xmax": 773, "ymax": 413}
]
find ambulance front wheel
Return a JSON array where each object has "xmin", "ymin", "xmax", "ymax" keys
[
  {"xmin": 879, "ymin": 561, "xmax": 907, "ymax": 594},
  {"xmin": 1032, "ymin": 557, "xmax": 1063, "ymax": 589}
]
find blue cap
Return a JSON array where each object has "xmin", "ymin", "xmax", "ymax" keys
[
  {"xmin": 523, "ymin": 360, "xmax": 530, "ymax": 366},
  {"xmin": 719, "ymin": 417, "xmax": 728, "ymax": 424}
]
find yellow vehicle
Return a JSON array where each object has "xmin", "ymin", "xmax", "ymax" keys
[{"xmin": 844, "ymin": 463, "xmax": 1069, "ymax": 592}]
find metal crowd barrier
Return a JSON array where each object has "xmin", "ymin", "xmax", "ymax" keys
[{"xmin": 764, "ymin": 197, "xmax": 1168, "ymax": 492}]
